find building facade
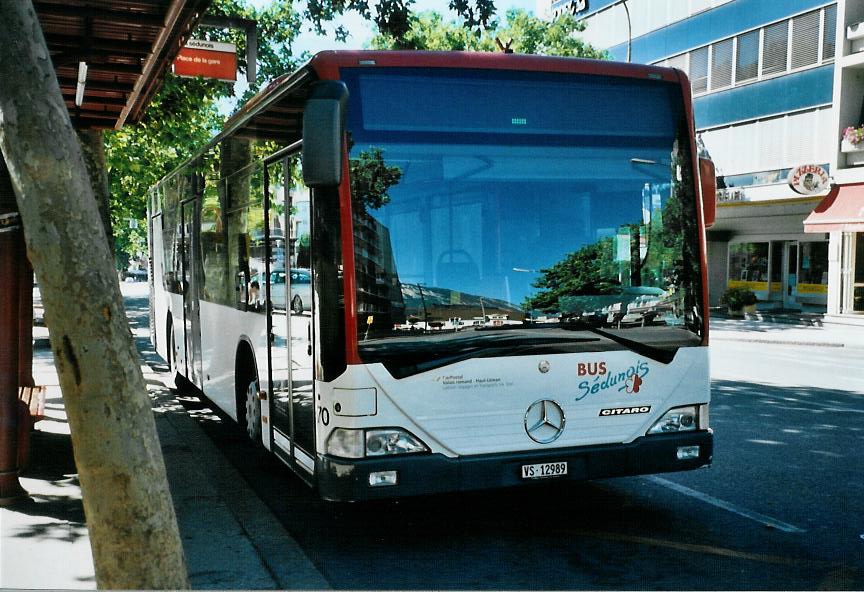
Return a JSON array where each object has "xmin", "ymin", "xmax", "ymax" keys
[
  {"xmin": 553, "ymin": 0, "xmax": 845, "ymax": 316},
  {"xmin": 805, "ymin": 0, "xmax": 864, "ymax": 324}
]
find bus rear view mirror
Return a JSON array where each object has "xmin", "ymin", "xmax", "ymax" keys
[
  {"xmin": 302, "ymin": 81, "xmax": 349, "ymax": 188},
  {"xmin": 699, "ymin": 157, "xmax": 716, "ymax": 228}
]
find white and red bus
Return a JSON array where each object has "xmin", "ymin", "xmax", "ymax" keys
[{"xmin": 148, "ymin": 50, "xmax": 717, "ymax": 501}]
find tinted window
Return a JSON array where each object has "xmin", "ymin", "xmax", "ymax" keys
[{"xmin": 343, "ymin": 68, "xmax": 704, "ymax": 375}]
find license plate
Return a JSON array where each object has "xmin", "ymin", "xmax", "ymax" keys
[{"xmin": 521, "ymin": 461, "xmax": 568, "ymax": 479}]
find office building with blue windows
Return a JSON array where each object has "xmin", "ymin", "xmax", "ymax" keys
[{"xmin": 552, "ymin": 0, "xmax": 844, "ymax": 315}]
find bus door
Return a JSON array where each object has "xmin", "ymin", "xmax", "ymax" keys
[
  {"xmin": 180, "ymin": 196, "xmax": 203, "ymax": 388},
  {"xmin": 266, "ymin": 156, "xmax": 316, "ymax": 475}
]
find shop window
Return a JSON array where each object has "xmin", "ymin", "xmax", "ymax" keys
[
  {"xmin": 798, "ymin": 241, "xmax": 828, "ymax": 296},
  {"xmin": 854, "ymin": 232, "xmax": 864, "ymax": 312},
  {"xmin": 728, "ymin": 242, "xmax": 769, "ymax": 292},
  {"xmin": 769, "ymin": 240, "xmax": 783, "ymax": 299}
]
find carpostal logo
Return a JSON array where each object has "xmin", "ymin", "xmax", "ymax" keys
[
  {"xmin": 575, "ymin": 360, "xmax": 650, "ymax": 401},
  {"xmin": 600, "ymin": 406, "xmax": 651, "ymax": 416}
]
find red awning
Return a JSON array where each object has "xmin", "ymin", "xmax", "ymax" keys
[{"xmin": 803, "ymin": 183, "xmax": 864, "ymax": 233}]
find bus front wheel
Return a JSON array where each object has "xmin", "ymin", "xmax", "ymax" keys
[
  {"xmin": 244, "ymin": 378, "xmax": 262, "ymax": 443},
  {"xmin": 236, "ymin": 346, "xmax": 262, "ymax": 446}
]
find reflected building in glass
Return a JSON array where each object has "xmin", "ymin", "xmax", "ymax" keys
[{"xmin": 553, "ymin": 0, "xmax": 838, "ymax": 314}]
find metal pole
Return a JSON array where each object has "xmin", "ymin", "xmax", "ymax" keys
[
  {"xmin": 0, "ymin": 155, "xmax": 28, "ymax": 504},
  {"xmin": 622, "ymin": 0, "xmax": 632, "ymax": 63},
  {"xmin": 246, "ymin": 23, "xmax": 257, "ymax": 84},
  {"xmin": 621, "ymin": 0, "xmax": 633, "ymax": 64}
]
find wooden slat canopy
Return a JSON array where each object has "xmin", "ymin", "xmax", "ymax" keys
[{"xmin": 35, "ymin": 0, "xmax": 212, "ymax": 130}]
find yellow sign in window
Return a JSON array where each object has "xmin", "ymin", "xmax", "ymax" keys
[
  {"xmin": 727, "ymin": 280, "xmax": 769, "ymax": 292},
  {"xmin": 796, "ymin": 283, "xmax": 828, "ymax": 294}
]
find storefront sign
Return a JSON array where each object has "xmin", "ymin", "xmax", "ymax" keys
[
  {"xmin": 787, "ymin": 164, "xmax": 829, "ymax": 195},
  {"xmin": 173, "ymin": 39, "xmax": 237, "ymax": 82}
]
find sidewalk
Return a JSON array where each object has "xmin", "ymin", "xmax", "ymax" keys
[
  {"xmin": 3, "ymin": 288, "xmax": 861, "ymax": 589},
  {"xmin": 0, "ymin": 284, "xmax": 329, "ymax": 590},
  {"xmin": 710, "ymin": 314, "xmax": 864, "ymax": 349}
]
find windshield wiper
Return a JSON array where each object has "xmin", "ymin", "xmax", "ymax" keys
[{"xmin": 562, "ymin": 320, "xmax": 676, "ymax": 364}]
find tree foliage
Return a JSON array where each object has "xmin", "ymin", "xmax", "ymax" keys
[
  {"xmin": 306, "ymin": 0, "xmax": 496, "ymax": 42},
  {"xmin": 105, "ymin": 0, "xmax": 303, "ymax": 268},
  {"xmin": 106, "ymin": 77, "xmax": 224, "ymax": 268},
  {"xmin": 371, "ymin": 9, "xmax": 607, "ymax": 58},
  {"xmin": 105, "ymin": 1, "xmax": 605, "ymax": 268},
  {"xmin": 526, "ymin": 238, "xmax": 620, "ymax": 311},
  {"xmin": 350, "ymin": 147, "xmax": 403, "ymax": 214}
]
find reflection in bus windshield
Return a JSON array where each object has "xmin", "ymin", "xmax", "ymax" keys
[{"xmin": 346, "ymin": 69, "xmax": 703, "ymax": 370}]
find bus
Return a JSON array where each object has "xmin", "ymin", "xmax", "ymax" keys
[{"xmin": 148, "ymin": 50, "xmax": 717, "ymax": 502}]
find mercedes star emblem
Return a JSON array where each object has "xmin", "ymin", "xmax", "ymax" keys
[
  {"xmin": 524, "ymin": 399, "xmax": 566, "ymax": 444},
  {"xmin": 538, "ymin": 360, "xmax": 550, "ymax": 373}
]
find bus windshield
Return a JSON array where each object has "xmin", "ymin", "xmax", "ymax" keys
[{"xmin": 343, "ymin": 67, "xmax": 704, "ymax": 377}]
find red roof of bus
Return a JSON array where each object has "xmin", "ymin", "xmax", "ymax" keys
[{"xmin": 308, "ymin": 50, "xmax": 681, "ymax": 83}]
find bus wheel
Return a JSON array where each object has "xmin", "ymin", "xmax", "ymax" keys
[
  {"xmin": 244, "ymin": 378, "xmax": 262, "ymax": 443},
  {"xmin": 292, "ymin": 294, "xmax": 303, "ymax": 315}
]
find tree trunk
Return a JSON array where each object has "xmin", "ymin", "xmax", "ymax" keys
[
  {"xmin": 77, "ymin": 129, "xmax": 115, "ymax": 251},
  {"xmin": 0, "ymin": 3, "xmax": 189, "ymax": 589}
]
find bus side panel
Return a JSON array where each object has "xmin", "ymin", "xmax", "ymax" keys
[{"xmin": 198, "ymin": 300, "xmax": 269, "ymax": 425}]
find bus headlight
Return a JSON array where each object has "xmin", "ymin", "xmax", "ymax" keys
[
  {"xmin": 326, "ymin": 428, "xmax": 365, "ymax": 458},
  {"xmin": 647, "ymin": 405, "xmax": 700, "ymax": 435},
  {"xmin": 325, "ymin": 427, "xmax": 429, "ymax": 458},
  {"xmin": 366, "ymin": 429, "xmax": 428, "ymax": 456}
]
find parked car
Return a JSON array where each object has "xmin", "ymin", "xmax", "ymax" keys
[{"xmin": 268, "ymin": 268, "xmax": 312, "ymax": 314}]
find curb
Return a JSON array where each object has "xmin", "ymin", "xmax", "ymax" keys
[
  {"xmin": 710, "ymin": 336, "xmax": 846, "ymax": 348},
  {"xmin": 143, "ymin": 363, "xmax": 330, "ymax": 590}
]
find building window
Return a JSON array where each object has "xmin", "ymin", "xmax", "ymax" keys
[
  {"xmin": 710, "ymin": 38, "xmax": 734, "ymax": 90},
  {"xmin": 791, "ymin": 10, "xmax": 820, "ymax": 70},
  {"xmin": 762, "ymin": 20, "xmax": 789, "ymax": 76},
  {"xmin": 823, "ymin": 4, "xmax": 837, "ymax": 61},
  {"xmin": 661, "ymin": 5, "xmax": 836, "ymax": 97},
  {"xmin": 735, "ymin": 29, "xmax": 760, "ymax": 83},
  {"xmin": 728, "ymin": 242, "xmax": 769, "ymax": 292},
  {"xmin": 690, "ymin": 46, "xmax": 709, "ymax": 94}
]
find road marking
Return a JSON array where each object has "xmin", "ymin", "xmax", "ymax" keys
[
  {"xmin": 645, "ymin": 475, "xmax": 806, "ymax": 533},
  {"xmin": 572, "ymin": 529, "xmax": 828, "ymax": 567}
]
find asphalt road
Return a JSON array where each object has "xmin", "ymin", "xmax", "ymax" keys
[{"xmin": 128, "ymin": 286, "xmax": 864, "ymax": 589}]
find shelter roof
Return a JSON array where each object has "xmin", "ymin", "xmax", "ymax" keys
[{"xmin": 35, "ymin": 0, "xmax": 211, "ymax": 129}]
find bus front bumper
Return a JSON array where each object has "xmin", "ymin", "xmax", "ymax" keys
[{"xmin": 316, "ymin": 430, "xmax": 713, "ymax": 502}]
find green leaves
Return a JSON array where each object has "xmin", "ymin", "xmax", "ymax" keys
[
  {"xmin": 350, "ymin": 147, "xmax": 403, "ymax": 214},
  {"xmin": 371, "ymin": 8, "xmax": 608, "ymax": 59},
  {"xmin": 525, "ymin": 238, "xmax": 621, "ymax": 311},
  {"xmin": 102, "ymin": 0, "xmax": 606, "ymax": 269}
]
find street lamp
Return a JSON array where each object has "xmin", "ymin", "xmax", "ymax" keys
[
  {"xmin": 622, "ymin": 0, "xmax": 632, "ymax": 63},
  {"xmin": 566, "ymin": 0, "xmax": 630, "ymax": 62}
]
